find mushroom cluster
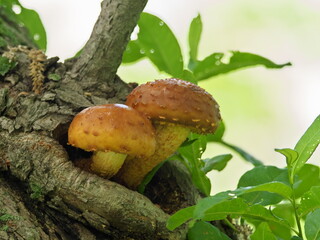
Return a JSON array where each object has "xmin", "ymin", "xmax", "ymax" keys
[
  {"xmin": 114, "ymin": 78, "xmax": 221, "ymax": 188},
  {"xmin": 68, "ymin": 78, "xmax": 221, "ymax": 189}
]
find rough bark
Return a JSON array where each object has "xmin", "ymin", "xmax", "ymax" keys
[
  {"xmin": 0, "ymin": 132, "xmax": 190, "ymax": 239},
  {"xmin": 0, "ymin": 0, "xmax": 207, "ymax": 239}
]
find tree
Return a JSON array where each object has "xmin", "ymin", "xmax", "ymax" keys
[
  {"xmin": 0, "ymin": 1, "xmax": 213, "ymax": 239},
  {"xmin": 2, "ymin": 1, "xmax": 318, "ymax": 240}
]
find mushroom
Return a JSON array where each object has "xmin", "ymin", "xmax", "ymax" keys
[
  {"xmin": 68, "ymin": 104, "xmax": 156, "ymax": 178},
  {"xmin": 114, "ymin": 78, "xmax": 221, "ymax": 188}
]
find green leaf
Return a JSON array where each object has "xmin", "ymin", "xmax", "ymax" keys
[
  {"xmin": 16, "ymin": 5, "xmax": 47, "ymax": 50},
  {"xmin": 122, "ymin": 40, "xmax": 145, "ymax": 63},
  {"xmin": 166, "ymin": 206, "xmax": 195, "ymax": 231},
  {"xmin": 193, "ymin": 192, "xmax": 232, "ymax": 219},
  {"xmin": 201, "ymin": 154, "xmax": 232, "ymax": 173},
  {"xmin": 180, "ymin": 138, "xmax": 198, "ymax": 148},
  {"xmin": 191, "ymin": 169, "xmax": 211, "ymax": 197},
  {"xmin": 275, "ymin": 148, "xmax": 299, "ymax": 183},
  {"xmin": 237, "ymin": 166, "xmax": 289, "ymax": 205},
  {"xmin": 189, "ymin": 133, "xmax": 208, "ymax": 152},
  {"xmin": 2, "ymin": 0, "xmax": 47, "ymax": 50},
  {"xmin": 221, "ymin": 140, "xmax": 263, "ymax": 166},
  {"xmin": 206, "ymin": 121, "xmax": 226, "ymax": 142},
  {"xmin": 137, "ymin": 160, "xmax": 166, "ymax": 194},
  {"xmin": 234, "ymin": 181, "xmax": 292, "ymax": 200},
  {"xmin": 294, "ymin": 164, "xmax": 320, "ymax": 198},
  {"xmin": 268, "ymin": 204, "xmax": 295, "ymax": 240},
  {"xmin": 188, "ymin": 221, "xmax": 231, "ymax": 240},
  {"xmin": 305, "ymin": 208, "xmax": 320, "ymax": 240},
  {"xmin": 250, "ymin": 222, "xmax": 277, "ymax": 240},
  {"xmin": 0, "ymin": 56, "xmax": 16, "ymax": 76},
  {"xmin": 200, "ymin": 196, "xmax": 239, "ymax": 221},
  {"xmin": 137, "ymin": 13, "xmax": 183, "ymax": 77},
  {"xmin": 201, "ymin": 198, "xmax": 291, "ymax": 230},
  {"xmin": 178, "ymin": 134, "xmax": 211, "ymax": 196},
  {"xmin": 299, "ymin": 186, "xmax": 320, "ymax": 217},
  {"xmin": 194, "ymin": 181, "xmax": 292, "ymax": 221},
  {"xmin": 275, "ymin": 148, "xmax": 299, "ymax": 169},
  {"xmin": 292, "ymin": 237, "xmax": 303, "ymax": 240},
  {"xmin": 193, "ymin": 51, "xmax": 291, "ymax": 81},
  {"xmin": 181, "ymin": 69, "xmax": 197, "ymax": 84},
  {"xmin": 188, "ymin": 14, "xmax": 202, "ymax": 62},
  {"xmin": 292, "ymin": 115, "xmax": 320, "ymax": 177}
]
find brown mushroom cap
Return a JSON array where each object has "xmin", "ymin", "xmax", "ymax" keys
[
  {"xmin": 68, "ymin": 104, "xmax": 156, "ymax": 157},
  {"xmin": 126, "ymin": 78, "xmax": 221, "ymax": 134}
]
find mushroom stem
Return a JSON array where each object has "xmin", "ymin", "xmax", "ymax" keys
[
  {"xmin": 115, "ymin": 122, "xmax": 190, "ymax": 189},
  {"xmin": 91, "ymin": 151, "xmax": 127, "ymax": 178}
]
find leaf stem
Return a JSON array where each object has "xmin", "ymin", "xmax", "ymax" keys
[
  {"xmin": 222, "ymin": 218, "xmax": 238, "ymax": 232},
  {"xmin": 287, "ymin": 158, "xmax": 303, "ymax": 238},
  {"xmin": 219, "ymin": 140, "xmax": 263, "ymax": 166},
  {"xmin": 291, "ymin": 191, "xmax": 303, "ymax": 238}
]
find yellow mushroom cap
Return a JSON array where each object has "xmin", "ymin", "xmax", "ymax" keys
[
  {"xmin": 68, "ymin": 104, "xmax": 156, "ymax": 157},
  {"xmin": 126, "ymin": 78, "xmax": 221, "ymax": 134}
]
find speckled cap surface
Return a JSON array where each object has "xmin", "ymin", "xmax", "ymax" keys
[
  {"xmin": 126, "ymin": 78, "xmax": 221, "ymax": 134},
  {"xmin": 68, "ymin": 104, "xmax": 156, "ymax": 157}
]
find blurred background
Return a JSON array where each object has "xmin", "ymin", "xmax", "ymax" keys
[{"xmin": 20, "ymin": 0, "xmax": 320, "ymax": 194}]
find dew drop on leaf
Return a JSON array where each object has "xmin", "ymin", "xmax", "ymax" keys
[
  {"xmin": 12, "ymin": 4, "xmax": 22, "ymax": 14},
  {"xmin": 34, "ymin": 34, "xmax": 40, "ymax": 41},
  {"xmin": 159, "ymin": 21, "xmax": 164, "ymax": 26}
]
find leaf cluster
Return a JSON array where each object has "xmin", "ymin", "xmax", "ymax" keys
[
  {"xmin": 123, "ymin": 12, "xmax": 289, "ymax": 197},
  {"xmin": 121, "ymin": 12, "xmax": 319, "ymax": 240},
  {"xmin": 167, "ymin": 116, "xmax": 320, "ymax": 239}
]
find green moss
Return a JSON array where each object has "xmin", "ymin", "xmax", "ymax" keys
[
  {"xmin": 48, "ymin": 73, "xmax": 61, "ymax": 81},
  {"xmin": 0, "ymin": 210, "xmax": 20, "ymax": 232},
  {"xmin": 29, "ymin": 183, "xmax": 44, "ymax": 200},
  {"xmin": 0, "ymin": 213, "xmax": 20, "ymax": 222},
  {"xmin": 0, "ymin": 56, "xmax": 16, "ymax": 76}
]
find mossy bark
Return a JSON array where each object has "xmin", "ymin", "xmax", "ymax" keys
[{"xmin": 0, "ymin": 0, "xmax": 208, "ymax": 239}]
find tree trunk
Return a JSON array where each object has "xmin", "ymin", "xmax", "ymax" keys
[{"xmin": 0, "ymin": 1, "xmax": 234, "ymax": 239}]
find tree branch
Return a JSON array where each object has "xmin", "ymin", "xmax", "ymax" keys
[
  {"xmin": 71, "ymin": 0, "xmax": 147, "ymax": 88},
  {"xmin": 0, "ymin": 132, "xmax": 187, "ymax": 239}
]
